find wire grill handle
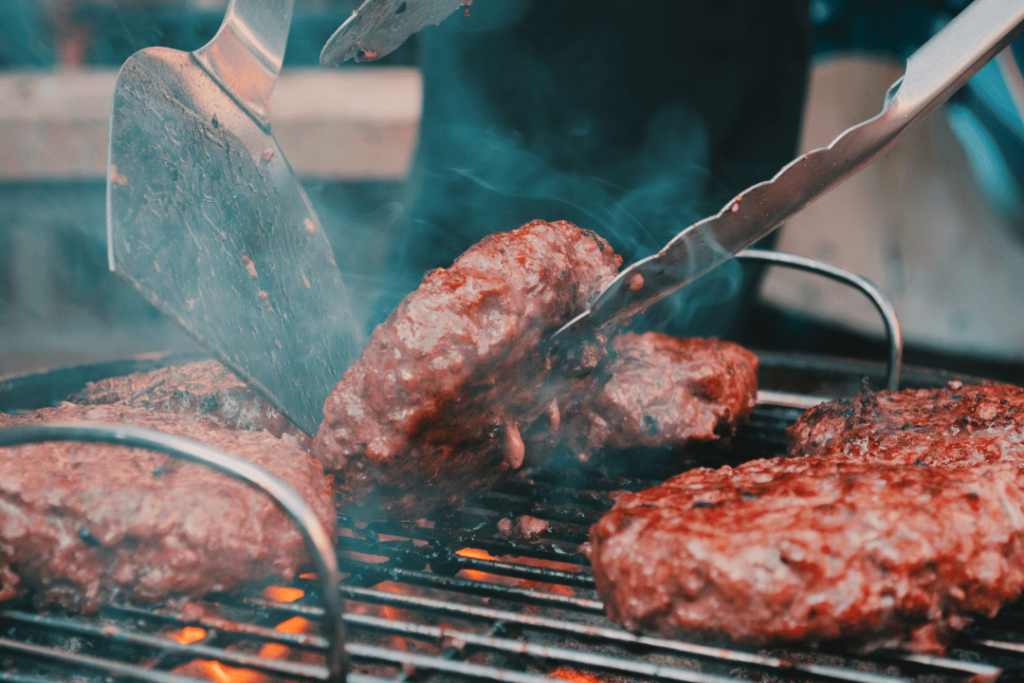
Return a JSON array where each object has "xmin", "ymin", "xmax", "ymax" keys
[
  {"xmin": 0, "ymin": 423, "xmax": 346, "ymax": 682},
  {"xmin": 738, "ymin": 249, "xmax": 903, "ymax": 392}
]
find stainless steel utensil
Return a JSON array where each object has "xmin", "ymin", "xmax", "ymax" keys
[
  {"xmin": 107, "ymin": 0, "xmax": 363, "ymax": 436},
  {"xmin": 320, "ymin": 0, "xmax": 470, "ymax": 66},
  {"xmin": 554, "ymin": 0, "xmax": 1024, "ymax": 341}
]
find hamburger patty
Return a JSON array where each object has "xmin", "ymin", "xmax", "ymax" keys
[
  {"xmin": 312, "ymin": 219, "xmax": 622, "ymax": 519},
  {"xmin": 788, "ymin": 382, "xmax": 1024, "ymax": 468},
  {"xmin": 71, "ymin": 359, "xmax": 303, "ymax": 442},
  {"xmin": 555, "ymin": 333, "xmax": 758, "ymax": 461},
  {"xmin": 0, "ymin": 403, "xmax": 335, "ymax": 613},
  {"xmin": 590, "ymin": 456, "xmax": 1024, "ymax": 654}
]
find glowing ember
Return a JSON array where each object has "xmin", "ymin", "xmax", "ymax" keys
[
  {"xmin": 170, "ymin": 626, "xmax": 207, "ymax": 645},
  {"xmin": 550, "ymin": 667, "xmax": 605, "ymax": 683},
  {"xmin": 456, "ymin": 547, "xmax": 499, "ymax": 561},
  {"xmin": 275, "ymin": 616, "xmax": 310, "ymax": 634},
  {"xmin": 455, "ymin": 547, "xmax": 503, "ymax": 582},
  {"xmin": 367, "ymin": 581, "xmax": 414, "ymax": 651},
  {"xmin": 262, "ymin": 586, "xmax": 304, "ymax": 603},
  {"xmin": 258, "ymin": 615, "xmax": 311, "ymax": 660},
  {"xmin": 454, "ymin": 548, "xmax": 576, "ymax": 596},
  {"xmin": 199, "ymin": 660, "xmax": 266, "ymax": 683}
]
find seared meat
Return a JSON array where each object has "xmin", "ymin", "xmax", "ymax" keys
[
  {"xmin": 788, "ymin": 382, "xmax": 1024, "ymax": 468},
  {"xmin": 554, "ymin": 333, "xmax": 758, "ymax": 461},
  {"xmin": 0, "ymin": 403, "xmax": 336, "ymax": 613},
  {"xmin": 312, "ymin": 220, "xmax": 621, "ymax": 519},
  {"xmin": 590, "ymin": 456, "xmax": 1024, "ymax": 654},
  {"xmin": 71, "ymin": 359, "xmax": 303, "ymax": 442}
]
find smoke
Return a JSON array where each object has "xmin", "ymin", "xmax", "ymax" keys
[{"xmin": 368, "ymin": 0, "xmax": 750, "ymax": 337}]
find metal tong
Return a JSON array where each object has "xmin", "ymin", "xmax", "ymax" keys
[{"xmin": 554, "ymin": 0, "xmax": 1024, "ymax": 341}]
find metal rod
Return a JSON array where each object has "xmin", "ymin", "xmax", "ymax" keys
[
  {"xmin": 333, "ymin": 533, "xmax": 595, "ymax": 587},
  {"xmin": 1, "ymin": 610, "xmax": 326, "ymax": 680},
  {"xmin": 0, "ymin": 423, "xmax": 346, "ymax": 682},
  {"xmin": 0, "ymin": 637, "xmax": 208, "ymax": 683},
  {"xmin": 346, "ymin": 642, "xmax": 573, "ymax": 683},
  {"xmin": 737, "ymin": 249, "xmax": 903, "ymax": 391},
  {"xmin": 383, "ymin": 567, "xmax": 605, "ymax": 613},
  {"xmin": 346, "ymin": 612, "xmax": 754, "ymax": 683},
  {"xmin": 877, "ymin": 650, "xmax": 1002, "ymax": 681},
  {"xmin": 330, "ymin": 587, "xmax": 917, "ymax": 683}
]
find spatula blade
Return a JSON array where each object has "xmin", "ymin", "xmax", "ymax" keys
[
  {"xmin": 320, "ymin": 0, "xmax": 469, "ymax": 66},
  {"xmin": 107, "ymin": 48, "xmax": 363, "ymax": 436}
]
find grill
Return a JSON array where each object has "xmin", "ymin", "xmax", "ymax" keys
[
  {"xmin": 3, "ymin": 398, "xmax": 1024, "ymax": 683},
  {"xmin": 1, "ymin": 255, "xmax": 1020, "ymax": 683}
]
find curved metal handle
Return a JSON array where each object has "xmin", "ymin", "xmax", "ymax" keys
[
  {"xmin": 194, "ymin": 0, "xmax": 294, "ymax": 129},
  {"xmin": 0, "ymin": 423, "xmax": 346, "ymax": 682},
  {"xmin": 738, "ymin": 249, "xmax": 903, "ymax": 393}
]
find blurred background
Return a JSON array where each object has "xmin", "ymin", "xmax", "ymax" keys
[{"xmin": 1, "ymin": 0, "xmax": 1024, "ymax": 383}]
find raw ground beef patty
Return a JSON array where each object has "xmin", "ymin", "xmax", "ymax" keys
[
  {"xmin": 590, "ymin": 455, "xmax": 1024, "ymax": 654},
  {"xmin": 71, "ymin": 359, "xmax": 303, "ymax": 442},
  {"xmin": 312, "ymin": 219, "xmax": 621, "ymax": 519},
  {"xmin": 553, "ymin": 333, "xmax": 759, "ymax": 461},
  {"xmin": 787, "ymin": 382, "xmax": 1024, "ymax": 468},
  {"xmin": 0, "ymin": 403, "xmax": 336, "ymax": 613}
]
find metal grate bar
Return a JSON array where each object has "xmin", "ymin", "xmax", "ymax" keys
[
  {"xmin": 107, "ymin": 603, "xmax": 331, "ymax": 650},
  {"xmin": 346, "ymin": 612, "xmax": 741, "ymax": 683},
  {"xmin": 452, "ymin": 514, "xmax": 591, "ymax": 547},
  {"xmin": 0, "ymin": 637, "xmax": 210, "ymax": 683},
  {"xmin": 331, "ymin": 587, "xmax": 919, "ymax": 683},
  {"xmin": 445, "ymin": 557, "xmax": 595, "ymax": 589},
  {"xmin": 375, "ymin": 566, "xmax": 605, "ymax": 613},
  {"xmin": 878, "ymin": 650, "xmax": 1003, "ymax": 681},
  {"xmin": 970, "ymin": 637, "xmax": 1024, "ymax": 660},
  {"xmin": 463, "ymin": 497, "xmax": 606, "ymax": 527},
  {"xmin": 0, "ymin": 673, "xmax": 107, "ymax": 683},
  {"xmin": 346, "ymin": 642, "xmax": 568, "ymax": 683},
  {"xmin": 489, "ymin": 482, "xmax": 614, "ymax": 509},
  {"xmin": 336, "ymin": 528, "xmax": 588, "ymax": 567},
  {"xmin": 1, "ymin": 610, "xmax": 327, "ymax": 679}
]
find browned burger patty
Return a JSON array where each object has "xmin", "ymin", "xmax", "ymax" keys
[
  {"xmin": 556, "ymin": 333, "xmax": 758, "ymax": 461},
  {"xmin": 71, "ymin": 359, "xmax": 302, "ymax": 442},
  {"xmin": 312, "ymin": 220, "xmax": 621, "ymax": 519},
  {"xmin": 0, "ymin": 403, "xmax": 336, "ymax": 613},
  {"xmin": 590, "ymin": 456, "xmax": 1024, "ymax": 654},
  {"xmin": 788, "ymin": 382, "xmax": 1024, "ymax": 468}
]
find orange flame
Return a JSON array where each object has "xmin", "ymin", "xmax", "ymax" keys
[
  {"xmin": 456, "ymin": 547, "xmax": 499, "ymax": 561},
  {"xmin": 455, "ymin": 548, "xmax": 576, "ymax": 596},
  {"xmin": 550, "ymin": 667, "xmax": 605, "ymax": 683},
  {"xmin": 176, "ymin": 613, "xmax": 312, "ymax": 681},
  {"xmin": 370, "ymin": 581, "xmax": 412, "ymax": 651},
  {"xmin": 199, "ymin": 661, "xmax": 267, "ymax": 683},
  {"xmin": 262, "ymin": 586, "xmax": 304, "ymax": 603},
  {"xmin": 257, "ymin": 615, "xmax": 312, "ymax": 659},
  {"xmin": 170, "ymin": 626, "xmax": 207, "ymax": 645},
  {"xmin": 455, "ymin": 547, "xmax": 503, "ymax": 583}
]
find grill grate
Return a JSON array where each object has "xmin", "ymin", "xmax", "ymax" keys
[{"xmin": 0, "ymin": 403, "xmax": 1020, "ymax": 683}]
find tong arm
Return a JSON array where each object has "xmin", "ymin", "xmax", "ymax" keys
[{"xmin": 554, "ymin": 0, "xmax": 1024, "ymax": 341}]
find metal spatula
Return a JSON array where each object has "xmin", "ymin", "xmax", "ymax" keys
[
  {"xmin": 320, "ymin": 0, "xmax": 470, "ymax": 66},
  {"xmin": 107, "ymin": 0, "xmax": 363, "ymax": 436}
]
